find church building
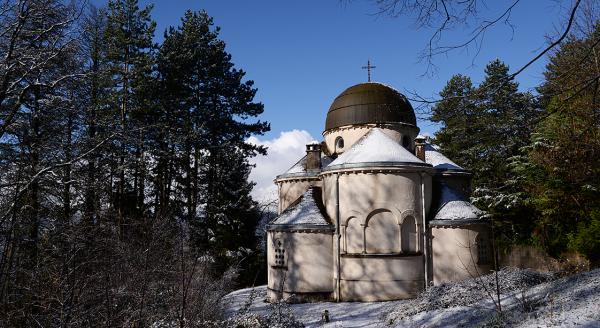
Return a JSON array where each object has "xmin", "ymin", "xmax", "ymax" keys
[{"xmin": 266, "ymin": 82, "xmax": 492, "ymax": 302}]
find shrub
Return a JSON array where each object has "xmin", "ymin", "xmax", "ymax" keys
[{"xmin": 567, "ymin": 213, "xmax": 600, "ymax": 264}]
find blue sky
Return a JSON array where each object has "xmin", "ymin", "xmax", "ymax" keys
[
  {"xmin": 92, "ymin": 0, "xmax": 571, "ymax": 200},
  {"xmin": 93, "ymin": 0, "xmax": 566, "ymax": 139}
]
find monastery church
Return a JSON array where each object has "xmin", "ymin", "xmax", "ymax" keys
[{"xmin": 266, "ymin": 81, "xmax": 492, "ymax": 302}]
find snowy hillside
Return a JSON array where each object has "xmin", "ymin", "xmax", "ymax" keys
[{"xmin": 223, "ymin": 268, "xmax": 600, "ymax": 327}]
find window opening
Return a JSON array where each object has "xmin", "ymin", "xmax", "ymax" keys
[{"xmin": 335, "ymin": 137, "xmax": 344, "ymax": 150}]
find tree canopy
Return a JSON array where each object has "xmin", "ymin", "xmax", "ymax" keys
[
  {"xmin": 432, "ymin": 24, "xmax": 600, "ymax": 263},
  {"xmin": 0, "ymin": 1, "xmax": 269, "ymax": 325}
]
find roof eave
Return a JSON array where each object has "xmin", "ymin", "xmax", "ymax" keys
[
  {"xmin": 274, "ymin": 172, "xmax": 321, "ymax": 182},
  {"xmin": 321, "ymin": 161, "xmax": 434, "ymax": 173},
  {"xmin": 266, "ymin": 224, "xmax": 335, "ymax": 232},
  {"xmin": 429, "ymin": 219, "xmax": 489, "ymax": 227},
  {"xmin": 433, "ymin": 168, "xmax": 472, "ymax": 176}
]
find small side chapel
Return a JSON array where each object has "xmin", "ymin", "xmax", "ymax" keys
[{"xmin": 266, "ymin": 81, "xmax": 492, "ymax": 303}]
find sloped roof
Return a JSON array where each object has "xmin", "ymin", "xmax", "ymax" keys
[
  {"xmin": 424, "ymin": 144, "xmax": 465, "ymax": 171},
  {"xmin": 431, "ymin": 184, "xmax": 485, "ymax": 223},
  {"xmin": 325, "ymin": 128, "xmax": 429, "ymax": 170},
  {"xmin": 268, "ymin": 188, "xmax": 332, "ymax": 231},
  {"xmin": 277, "ymin": 153, "xmax": 334, "ymax": 179}
]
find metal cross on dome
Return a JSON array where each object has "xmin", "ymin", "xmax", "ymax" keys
[{"xmin": 362, "ymin": 59, "xmax": 376, "ymax": 82}]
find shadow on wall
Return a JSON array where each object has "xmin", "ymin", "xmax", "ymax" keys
[
  {"xmin": 335, "ymin": 173, "xmax": 426, "ymax": 301},
  {"xmin": 431, "ymin": 226, "xmax": 493, "ymax": 285}
]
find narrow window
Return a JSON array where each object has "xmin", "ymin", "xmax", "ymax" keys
[
  {"xmin": 335, "ymin": 136, "xmax": 344, "ymax": 150},
  {"xmin": 476, "ymin": 234, "xmax": 490, "ymax": 265}
]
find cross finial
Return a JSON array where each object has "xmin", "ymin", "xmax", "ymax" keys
[{"xmin": 362, "ymin": 59, "xmax": 376, "ymax": 82}]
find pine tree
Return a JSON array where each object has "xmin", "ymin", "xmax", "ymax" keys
[
  {"xmin": 430, "ymin": 74, "xmax": 480, "ymax": 170},
  {"xmin": 104, "ymin": 0, "xmax": 156, "ymax": 228},
  {"xmin": 0, "ymin": 3, "xmax": 270, "ymax": 325},
  {"xmin": 0, "ymin": 0, "xmax": 84, "ymax": 323},
  {"xmin": 80, "ymin": 6, "xmax": 111, "ymax": 223},
  {"xmin": 432, "ymin": 60, "xmax": 540, "ymax": 243},
  {"xmin": 157, "ymin": 10, "xmax": 269, "ymax": 273}
]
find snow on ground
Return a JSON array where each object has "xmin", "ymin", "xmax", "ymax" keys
[
  {"xmin": 224, "ymin": 286, "xmax": 402, "ymax": 327},
  {"xmin": 224, "ymin": 268, "xmax": 600, "ymax": 327},
  {"xmin": 513, "ymin": 269, "xmax": 600, "ymax": 327}
]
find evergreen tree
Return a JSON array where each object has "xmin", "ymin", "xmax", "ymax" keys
[
  {"xmin": 0, "ymin": 2, "xmax": 270, "ymax": 325},
  {"xmin": 80, "ymin": 6, "xmax": 112, "ymax": 223},
  {"xmin": 430, "ymin": 74, "xmax": 480, "ymax": 170},
  {"xmin": 157, "ymin": 10, "xmax": 269, "ymax": 272},
  {"xmin": 104, "ymin": 0, "xmax": 156, "ymax": 226},
  {"xmin": 432, "ymin": 60, "xmax": 540, "ymax": 243},
  {"xmin": 517, "ymin": 23, "xmax": 600, "ymax": 260},
  {"xmin": 0, "ymin": 0, "xmax": 84, "ymax": 323}
]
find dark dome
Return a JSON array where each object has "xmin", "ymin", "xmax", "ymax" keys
[{"xmin": 325, "ymin": 82, "xmax": 416, "ymax": 131}]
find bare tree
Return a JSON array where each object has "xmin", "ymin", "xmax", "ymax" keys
[
  {"xmin": 346, "ymin": 0, "xmax": 598, "ymax": 107},
  {"xmin": 0, "ymin": 0, "xmax": 84, "ymax": 140}
]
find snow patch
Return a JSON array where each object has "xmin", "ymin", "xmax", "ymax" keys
[
  {"xmin": 223, "ymin": 268, "xmax": 600, "ymax": 327},
  {"xmin": 270, "ymin": 189, "xmax": 330, "ymax": 226},
  {"xmin": 433, "ymin": 184, "xmax": 484, "ymax": 221},
  {"xmin": 283, "ymin": 153, "xmax": 334, "ymax": 175},
  {"xmin": 328, "ymin": 128, "xmax": 424, "ymax": 167},
  {"xmin": 424, "ymin": 143, "xmax": 464, "ymax": 170}
]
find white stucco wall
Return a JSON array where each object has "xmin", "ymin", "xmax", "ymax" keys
[
  {"xmin": 322, "ymin": 171, "xmax": 432, "ymax": 229},
  {"xmin": 323, "ymin": 124, "xmax": 419, "ymax": 155},
  {"xmin": 320, "ymin": 169, "xmax": 432, "ymax": 301},
  {"xmin": 267, "ymin": 230, "xmax": 334, "ymax": 301},
  {"xmin": 339, "ymin": 255, "xmax": 424, "ymax": 301},
  {"xmin": 431, "ymin": 224, "xmax": 492, "ymax": 285},
  {"xmin": 276, "ymin": 178, "xmax": 321, "ymax": 214}
]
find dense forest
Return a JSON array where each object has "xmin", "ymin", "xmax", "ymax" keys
[
  {"xmin": 1, "ymin": 0, "xmax": 599, "ymax": 326},
  {"xmin": 0, "ymin": 0, "xmax": 269, "ymax": 326},
  {"xmin": 431, "ymin": 22, "xmax": 600, "ymax": 264}
]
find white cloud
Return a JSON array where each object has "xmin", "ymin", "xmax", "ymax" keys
[{"xmin": 247, "ymin": 130, "xmax": 317, "ymax": 203}]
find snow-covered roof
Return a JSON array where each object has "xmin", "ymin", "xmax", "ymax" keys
[
  {"xmin": 424, "ymin": 144, "xmax": 464, "ymax": 171},
  {"xmin": 277, "ymin": 153, "xmax": 334, "ymax": 178},
  {"xmin": 269, "ymin": 188, "xmax": 332, "ymax": 230},
  {"xmin": 326, "ymin": 128, "xmax": 427, "ymax": 169},
  {"xmin": 432, "ymin": 184, "xmax": 484, "ymax": 222}
]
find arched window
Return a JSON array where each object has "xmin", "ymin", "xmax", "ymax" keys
[
  {"xmin": 345, "ymin": 217, "xmax": 363, "ymax": 253},
  {"xmin": 476, "ymin": 234, "xmax": 490, "ymax": 265},
  {"xmin": 335, "ymin": 136, "xmax": 344, "ymax": 150},
  {"xmin": 402, "ymin": 135, "xmax": 411, "ymax": 149},
  {"xmin": 365, "ymin": 210, "xmax": 400, "ymax": 253},
  {"xmin": 273, "ymin": 239, "xmax": 286, "ymax": 268},
  {"xmin": 401, "ymin": 216, "xmax": 417, "ymax": 253}
]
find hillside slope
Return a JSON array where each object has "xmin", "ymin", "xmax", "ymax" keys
[{"xmin": 223, "ymin": 268, "xmax": 600, "ymax": 327}]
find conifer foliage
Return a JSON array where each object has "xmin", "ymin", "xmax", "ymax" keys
[
  {"xmin": 0, "ymin": 0, "xmax": 269, "ymax": 325},
  {"xmin": 518, "ymin": 22, "xmax": 600, "ymax": 261},
  {"xmin": 432, "ymin": 60, "xmax": 540, "ymax": 232},
  {"xmin": 433, "ymin": 27, "xmax": 600, "ymax": 263}
]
